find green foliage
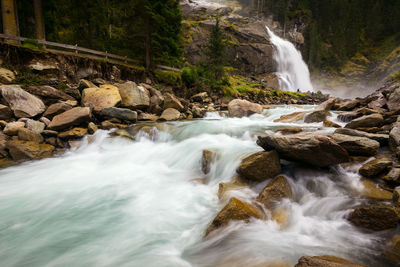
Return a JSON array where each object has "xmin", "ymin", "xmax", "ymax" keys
[
  {"xmin": 13, "ymin": 71, "xmax": 45, "ymax": 86},
  {"xmin": 181, "ymin": 67, "xmax": 199, "ymax": 88},
  {"xmin": 155, "ymin": 70, "xmax": 182, "ymax": 85},
  {"xmin": 204, "ymin": 18, "xmax": 227, "ymax": 82},
  {"xmin": 392, "ymin": 72, "xmax": 400, "ymax": 82}
]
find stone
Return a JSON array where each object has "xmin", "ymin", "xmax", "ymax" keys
[
  {"xmin": 0, "ymin": 67, "xmax": 15, "ymax": 83},
  {"xmin": 0, "ymin": 158, "xmax": 17, "ymax": 168},
  {"xmin": 205, "ymin": 197, "xmax": 263, "ymax": 236},
  {"xmin": 0, "ymin": 85, "xmax": 46, "ymax": 118},
  {"xmin": 360, "ymin": 180, "xmax": 393, "ymax": 200},
  {"xmin": 64, "ymin": 87, "xmax": 81, "ymax": 100},
  {"xmin": 338, "ymin": 111, "xmax": 360, "ymax": 122},
  {"xmin": 389, "ymin": 126, "xmax": 400, "ymax": 152},
  {"xmin": 323, "ymin": 120, "xmax": 341, "ymax": 128},
  {"xmin": 78, "ymin": 79, "xmax": 96, "ymax": 91},
  {"xmin": 116, "ymin": 81, "xmax": 150, "ymax": 109},
  {"xmin": 87, "ymin": 122, "xmax": 98, "ymax": 134},
  {"xmin": 3, "ymin": 121, "xmax": 25, "ymax": 136},
  {"xmin": 191, "ymin": 92, "xmax": 210, "ymax": 103},
  {"xmin": 82, "ymin": 84, "xmax": 121, "ymax": 112},
  {"xmin": 274, "ymin": 111, "xmax": 305, "ymax": 123},
  {"xmin": 359, "ymin": 158, "xmax": 392, "ymax": 178},
  {"xmin": 387, "ymin": 87, "xmax": 400, "ymax": 112},
  {"xmin": 100, "ymin": 107, "xmax": 137, "ymax": 122},
  {"xmin": 393, "ymin": 187, "xmax": 400, "ymax": 206},
  {"xmin": 43, "ymin": 103, "xmax": 72, "ymax": 119},
  {"xmin": 218, "ymin": 177, "xmax": 248, "ymax": 201},
  {"xmin": 275, "ymin": 127, "xmax": 303, "ymax": 135},
  {"xmin": 386, "ymin": 234, "xmax": 400, "ymax": 264},
  {"xmin": 295, "ymin": 255, "xmax": 366, "ymax": 267},
  {"xmin": 114, "ymin": 129, "xmax": 134, "ymax": 140},
  {"xmin": 330, "ymin": 134, "xmax": 380, "ymax": 156},
  {"xmin": 257, "ymin": 133, "xmax": 349, "ymax": 167},
  {"xmin": 0, "ymin": 104, "xmax": 13, "ymax": 120},
  {"xmin": 100, "ymin": 120, "xmax": 126, "ymax": 130},
  {"xmin": 384, "ymin": 168, "xmax": 400, "ymax": 182},
  {"xmin": 159, "ymin": 108, "xmax": 180, "ymax": 121},
  {"xmin": 24, "ymin": 85, "xmax": 75, "ymax": 105},
  {"xmin": 202, "ymin": 149, "xmax": 216, "ymax": 174},
  {"xmin": 25, "ymin": 119, "xmax": 45, "ymax": 133},
  {"xmin": 257, "ymin": 176, "xmax": 293, "ymax": 208},
  {"xmin": 345, "ymin": 114, "xmax": 384, "ymax": 129},
  {"xmin": 17, "ymin": 128, "xmax": 44, "ymax": 143},
  {"xmin": 39, "ymin": 117, "xmax": 51, "ymax": 126},
  {"xmin": 42, "ymin": 130, "xmax": 58, "ymax": 137},
  {"xmin": 237, "ymin": 151, "xmax": 281, "ymax": 182},
  {"xmin": 228, "ymin": 99, "xmax": 263, "ymax": 118},
  {"xmin": 48, "ymin": 107, "xmax": 91, "ymax": 130},
  {"xmin": 337, "ymin": 99, "xmax": 360, "ymax": 111},
  {"xmin": 334, "ymin": 128, "xmax": 389, "ymax": 145},
  {"xmin": 138, "ymin": 113, "xmax": 158, "ymax": 121},
  {"xmin": 163, "ymin": 93, "xmax": 184, "ymax": 111},
  {"xmin": 58, "ymin": 128, "xmax": 88, "ymax": 140},
  {"xmin": 304, "ymin": 110, "xmax": 330, "ymax": 123},
  {"xmin": 348, "ymin": 205, "xmax": 400, "ymax": 231},
  {"xmin": 6, "ymin": 140, "xmax": 54, "ymax": 161}
]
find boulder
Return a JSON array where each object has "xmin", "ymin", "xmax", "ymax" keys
[
  {"xmin": 257, "ymin": 176, "xmax": 293, "ymax": 208},
  {"xmin": 6, "ymin": 140, "xmax": 54, "ymax": 161},
  {"xmin": 257, "ymin": 133, "xmax": 349, "ymax": 167},
  {"xmin": 359, "ymin": 158, "xmax": 392, "ymax": 178},
  {"xmin": 116, "ymin": 81, "xmax": 150, "ymax": 109},
  {"xmin": 348, "ymin": 205, "xmax": 400, "ymax": 231},
  {"xmin": 24, "ymin": 85, "xmax": 75, "ymax": 105},
  {"xmin": 338, "ymin": 111, "xmax": 360, "ymax": 122},
  {"xmin": 58, "ymin": 128, "xmax": 88, "ymax": 140},
  {"xmin": 393, "ymin": 187, "xmax": 400, "ymax": 206},
  {"xmin": 0, "ymin": 85, "xmax": 46, "ymax": 118},
  {"xmin": 334, "ymin": 128, "xmax": 389, "ymax": 145},
  {"xmin": 82, "ymin": 84, "xmax": 121, "ymax": 112},
  {"xmin": 48, "ymin": 107, "xmax": 91, "ymax": 130},
  {"xmin": 360, "ymin": 180, "xmax": 393, "ymax": 200},
  {"xmin": 337, "ymin": 99, "xmax": 360, "ymax": 111},
  {"xmin": 17, "ymin": 128, "xmax": 44, "ymax": 143},
  {"xmin": 138, "ymin": 113, "xmax": 158, "ymax": 121},
  {"xmin": 323, "ymin": 120, "xmax": 341, "ymax": 128},
  {"xmin": 228, "ymin": 99, "xmax": 263, "ymax": 118},
  {"xmin": 205, "ymin": 197, "xmax": 263, "ymax": 236},
  {"xmin": 163, "ymin": 93, "xmax": 184, "ymax": 111},
  {"xmin": 43, "ymin": 103, "xmax": 72, "ymax": 119},
  {"xmin": 100, "ymin": 107, "xmax": 137, "ymax": 122},
  {"xmin": 0, "ymin": 104, "xmax": 13, "ymax": 120},
  {"xmin": 236, "ymin": 151, "xmax": 281, "ymax": 182},
  {"xmin": 295, "ymin": 255, "xmax": 365, "ymax": 267},
  {"xmin": 345, "ymin": 114, "xmax": 384, "ymax": 129},
  {"xmin": 3, "ymin": 121, "xmax": 25, "ymax": 135},
  {"xmin": 64, "ymin": 87, "xmax": 81, "ymax": 100},
  {"xmin": 77, "ymin": 79, "xmax": 96, "ymax": 91},
  {"xmin": 273, "ymin": 111, "xmax": 305, "ymax": 123},
  {"xmin": 191, "ymin": 92, "xmax": 211, "ymax": 103},
  {"xmin": 202, "ymin": 149, "xmax": 216, "ymax": 174},
  {"xmin": 25, "ymin": 119, "xmax": 45, "ymax": 133},
  {"xmin": 387, "ymin": 87, "xmax": 400, "ymax": 112},
  {"xmin": 304, "ymin": 110, "xmax": 330, "ymax": 123},
  {"xmin": 218, "ymin": 177, "xmax": 248, "ymax": 201},
  {"xmin": 330, "ymin": 134, "xmax": 379, "ymax": 156},
  {"xmin": 386, "ymin": 234, "xmax": 400, "ymax": 264},
  {"xmin": 384, "ymin": 168, "xmax": 400, "ymax": 183},
  {"xmin": 159, "ymin": 108, "xmax": 180, "ymax": 121},
  {"xmin": 389, "ymin": 126, "xmax": 400, "ymax": 152},
  {"xmin": 87, "ymin": 122, "xmax": 98, "ymax": 134},
  {"xmin": 0, "ymin": 67, "xmax": 15, "ymax": 83}
]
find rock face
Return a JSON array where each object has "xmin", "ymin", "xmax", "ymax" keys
[
  {"xmin": 348, "ymin": 205, "xmax": 400, "ymax": 231},
  {"xmin": 295, "ymin": 255, "xmax": 366, "ymax": 267},
  {"xmin": 257, "ymin": 133, "xmax": 349, "ymax": 167},
  {"xmin": 236, "ymin": 151, "xmax": 281, "ymax": 181},
  {"xmin": 228, "ymin": 99, "xmax": 263, "ymax": 118},
  {"xmin": 100, "ymin": 107, "xmax": 137, "ymax": 121},
  {"xmin": 159, "ymin": 108, "xmax": 180, "ymax": 121},
  {"xmin": 48, "ymin": 107, "xmax": 91, "ymax": 130},
  {"xmin": 205, "ymin": 197, "xmax": 263, "ymax": 236},
  {"xmin": 116, "ymin": 81, "xmax": 150, "ymax": 109},
  {"xmin": 257, "ymin": 176, "xmax": 293, "ymax": 208},
  {"xmin": 6, "ymin": 140, "xmax": 54, "ymax": 161},
  {"xmin": 0, "ymin": 85, "xmax": 46, "ymax": 118},
  {"xmin": 330, "ymin": 134, "xmax": 380, "ymax": 156},
  {"xmin": 345, "ymin": 114, "xmax": 384, "ymax": 129},
  {"xmin": 82, "ymin": 84, "xmax": 121, "ymax": 112},
  {"xmin": 359, "ymin": 158, "xmax": 392, "ymax": 178}
]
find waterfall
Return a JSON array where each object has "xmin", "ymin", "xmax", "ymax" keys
[{"xmin": 266, "ymin": 26, "xmax": 314, "ymax": 92}]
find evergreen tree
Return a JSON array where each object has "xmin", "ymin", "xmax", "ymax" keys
[{"xmin": 204, "ymin": 18, "xmax": 226, "ymax": 82}]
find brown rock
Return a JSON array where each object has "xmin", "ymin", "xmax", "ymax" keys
[
  {"xmin": 295, "ymin": 255, "xmax": 365, "ymax": 267},
  {"xmin": 48, "ymin": 107, "xmax": 91, "ymax": 130},
  {"xmin": 3, "ymin": 121, "xmax": 25, "ymax": 136},
  {"xmin": 345, "ymin": 114, "xmax": 384, "ymax": 129},
  {"xmin": 88, "ymin": 122, "xmax": 98, "ymax": 134},
  {"xmin": 360, "ymin": 180, "xmax": 393, "ymax": 200},
  {"xmin": 0, "ymin": 104, "xmax": 13, "ymax": 120},
  {"xmin": 58, "ymin": 128, "xmax": 88, "ymax": 140},
  {"xmin": 82, "ymin": 84, "xmax": 121, "ymax": 112},
  {"xmin": 237, "ymin": 151, "xmax": 281, "ymax": 182},
  {"xmin": 331, "ymin": 134, "xmax": 380, "ymax": 156},
  {"xmin": 43, "ymin": 102, "xmax": 72, "ymax": 119},
  {"xmin": 24, "ymin": 85, "xmax": 75, "ymax": 105},
  {"xmin": 257, "ymin": 176, "xmax": 293, "ymax": 208},
  {"xmin": 323, "ymin": 120, "xmax": 341, "ymax": 128},
  {"xmin": 202, "ymin": 149, "xmax": 216, "ymax": 174},
  {"xmin": 116, "ymin": 81, "xmax": 150, "ymax": 109},
  {"xmin": 159, "ymin": 108, "xmax": 180, "ymax": 121},
  {"xmin": 6, "ymin": 140, "xmax": 54, "ymax": 161},
  {"xmin": 18, "ymin": 128, "xmax": 44, "ymax": 143},
  {"xmin": 273, "ymin": 111, "xmax": 305, "ymax": 123},
  {"xmin": 164, "ymin": 93, "xmax": 184, "ymax": 111},
  {"xmin": 218, "ymin": 177, "xmax": 248, "ymax": 201},
  {"xmin": 228, "ymin": 99, "xmax": 263, "ymax": 118},
  {"xmin": 359, "ymin": 158, "xmax": 392, "ymax": 178},
  {"xmin": 348, "ymin": 205, "xmax": 400, "ymax": 231}
]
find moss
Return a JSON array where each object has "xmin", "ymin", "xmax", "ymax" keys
[
  {"xmin": 155, "ymin": 70, "xmax": 182, "ymax": 86},
  {"xmin": 391, "ymin": 72, "xmax": 400, "ymax": 82},
  {"xmin": 13, "ymin": 70, "xmax": 45, "ymax": 86}
]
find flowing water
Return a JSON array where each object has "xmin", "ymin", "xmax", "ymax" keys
[
  {"xmin": 266, "ymin": 27, "xmax": 314, "ymax": 93},
  {"xmin": 0, "ymin": 106, "xmax": 392, "ymax": 267}
]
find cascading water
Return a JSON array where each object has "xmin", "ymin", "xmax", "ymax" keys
[{"xmin": 266, "ymin": 27, "xmax": 314, "ymax": 92}]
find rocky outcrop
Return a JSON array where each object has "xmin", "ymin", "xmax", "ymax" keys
[
  {"xmin": 348, "ymin": 205, "xmax": 400, "ymax": 231},
  {"xmin": 295, "ymin": 255, "xmax": 366, "ymax": 267},
  {"xmin": 81, "ymin": 84, "xmax": 121, "ymax": 112},
  {"xmin": 48, "ymin": 107, "xmax": 91, "ymax": 130},
  {"xmin": 236, "ymin": 151, "xmax": 281, "ymax": 181},
  {"xmin": 330, "ymin": 134, "xmax": 380, "ymax": 156},
  {"xmin": 228, "ymin": 99, "xmax": 263, "ymax": 118},
  {"xmin": 257, "ymin": 176, "xmax": 293, "ymax": 208},
  {"xmin": 116, "ymin": 81, "xmax": 150, "ymax": 109},
  {"xmin": 257, "ymin": 133, "xmax": 349, "ymax": 167}
]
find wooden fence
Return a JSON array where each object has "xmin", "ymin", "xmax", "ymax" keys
[{"xmin": 0, "ymin": 34, "xmax": 180, "ymax": 72}]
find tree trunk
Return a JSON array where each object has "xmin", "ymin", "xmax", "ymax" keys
[
  {"xmin": 145, "ymin": 14, "xmax": 151, "ymax": 70},
  {"xmin": 1, "ymin": 0, "xmax": 19, "ymax": 44},
  {"xmin": 33, "ymin": 0, "xmax": 45, "ymax": 40}
]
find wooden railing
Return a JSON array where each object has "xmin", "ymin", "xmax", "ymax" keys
[{"xmin": 0, "ymin": 34, "xmax": 181, "ymax": 72}]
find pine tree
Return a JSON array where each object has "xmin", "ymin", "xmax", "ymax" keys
[{"xmin": 205, "ymin": 17, "xmax": 226, "ymax": 82}]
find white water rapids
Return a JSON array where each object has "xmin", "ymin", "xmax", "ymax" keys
[
  {"xmin": 0, "ymin": 106, "xmax": 392, "ymax": 267},
  {"xmin": 266, "ymin": 27, "xmax": 314, "ymax": 93}
]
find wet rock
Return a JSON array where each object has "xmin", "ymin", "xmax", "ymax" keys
[
  {"xmin": 275, "ymin": 127, "xmax": 303, "ymax": 135},
  {"xmin": 205, "ymin": 197, "xmax": 263, "ymax": 236},
  {"xmin": 228, "ymin": 99, "xmax": 262, "ymax": 118},
  {"xmin": 323, "ymin": 120, "xmax": 341, "ymax": 128},
  {"xmin": 384, "ymin": 168, "xmax": 400, "ymax": 183},
  {"xmin": 24, "ymin": 85, "xmax": 75, "ymax": 105},
  {"xmin": 257, "ymin": 133, "xmax": 349, "ymax": 167},
  {"xmin": 113, "ymin": 129, "xmax": 134, "ymax": 140},
  {"xmin": 334, "ymin": 128, "xmax": 389, "ymax": 145},
  {"xmin": 0, "ymin": 158, "xmax": 17, "ymax": 168},
  {"xmin": 304, "ymin": 110, "xmax": 330, "ymax": 123},
  {"xmin": 100, "ymin": 107, "xmax": 137, "ymax": 122},
  {"xmin": 0, "ymin": 85, "xmax": 46, "ymax": 118},
  {"xmin": 359, "ymin": 158, "xmax": 392, "ymax": 178},
  {"xmin": 0, "ymin": 104, "xmax": 13, "ymax": 120},
  {"xmin": 257, "ymin": 176, "xmax": 293, "ymax": 208},
  {"xmin": 202, "ymin": 149, "xmax": 216, "ymax": 174},
  {"xmin": 58, "ymin": 128, "xmax": 88, "ymax": 140},
  {"xmin": 345, "ymin": 114, "xmax": 384, "ymax": 129},
  {"xmin": 360, "ymin": 180, "xmax": 392, "ymax": 200},
  {"xmin": 43, "ymin": 102, "xmax": 72, "ymax": 119},
  {"xmin": 163, "ymin": 93, "xmax": 184, "ymax": 111},
  {"xmin": 295, "ymin": 255, "xmax": 365, "ymax": 267},
  {"xmin": 42, "ymin": 130, "xmax": 58, "ymax": 137},
  {"xmin": 3, "ymin": 121, "xmax": 25, "ymax": 136},
  {"xmin": 101, "ymin": 120, "xmax": 127, "ymax": 130},
  {"xmin": 40, "ymin": 117, "xmax": 50, "ymax": 127},
  {"xmin": 0, "ymin": 67, "xmax": 15, "ymax": 83},
  {"xmin": 82, "ymin": 84, "xmax": 121, "ymax": 112},
  {"xmin": 159, "ymin": 108, "xmax": 180, "ymax": 121},
  {"xmin": 116, "ymin": 81, "xmax": 150, "ymax": 109},
  {"xmin": 48, "ymin": 107, "xmax": 91, "ymax": 130},
  {"xmin": 385, "ymin": 234, "xmax": 400, "ymax": 264},
  {"xmin": 338, "ymin": 111, "xmax": 360, "ymax": 122},
  {"xmin": 236, "ymin": 151, "xmax": 281, "ymax": 182},
  {"xmin": 218, "ymin": 177, "xmax": 248, "ymax": 201},
  {"xmin": 331, "ymin": 134, "xmax": 379, "ymax": 156},
  {"xmin": 348, "ymin": 205, "xmax": 400, "ymax": 231},
  {"xmin": 17, "ymin": 128, "xmax": 44, "ymax": 143},
  {"xmin": 6, "ymin": 140, "xmax": 55, "ymax": 161},
  {"xmin": 88, "ymin": 122, "xmax": 98, "ymax": 134},
  {"xmin": 392, "ymin": 187, "xmax": 400, "ymax": 206},
  {"xmin": 273, "ymin": 111, "xmax": 305, "ymax": 123},
  {"xmin": 25, "ymin": 119, "xmax": 45, "ymax": 133}
]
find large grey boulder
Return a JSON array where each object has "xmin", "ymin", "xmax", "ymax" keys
[
  {"xmin": 0, "ymin": 85, "xmax": 46, "ymax": 118},
  {"xmin": 331, "ymin": 134, "xmax": 380, "ymax": 156},
  {"xmin": 257, "ymin": 133, "xmax": 349, "ymax": 167},
  {"xmin": 228, "ymin": 99, "xmax": 263, "ymax": 118},
  {"xmin": 116, "ymin": 81, "xmax": 150, "ymax": 109},
  {"xmin": 100, "ymin": 107, "xmax": 137, "ymax": 122}
]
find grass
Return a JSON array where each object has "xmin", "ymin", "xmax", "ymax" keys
[{"xmin": 13, "ymin": 70, "xmax": 45, "ymax": 86}]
